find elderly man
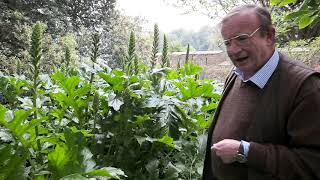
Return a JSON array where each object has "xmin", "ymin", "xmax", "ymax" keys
[{"xmin": 203, "ymin": 4, "xmax": 320, "ymax": 180}]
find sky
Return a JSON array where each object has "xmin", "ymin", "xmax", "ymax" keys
[{"xmin": 116, "ymin": 0, "xmax": 215, "ymax": 33}]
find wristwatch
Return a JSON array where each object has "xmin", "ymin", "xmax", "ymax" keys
[{"xmin": 234, "ymin": 141, "xmax": 247, "ymax": 163}]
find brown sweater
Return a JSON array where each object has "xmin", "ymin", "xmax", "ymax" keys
[
  {"xmin": 211, "ymin": 78, "xmax": 262, "ymax": 180},
  {"xmin": 203, "ymin": 53, "xmax": 320, "ymax": 180}
]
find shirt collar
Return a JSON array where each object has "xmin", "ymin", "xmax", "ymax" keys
[{"xmin": 234, "ymin": 50, "xmax": 279, "ymax": 89}]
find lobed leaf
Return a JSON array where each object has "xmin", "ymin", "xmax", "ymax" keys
[{"xmin": 299, "ymin": 14, "xmax": 313, "ymax": 29}]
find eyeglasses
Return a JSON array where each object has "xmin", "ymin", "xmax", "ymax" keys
[{"xmin": 222, "ymin": 27, "xmax": 261, "ymax": 47}]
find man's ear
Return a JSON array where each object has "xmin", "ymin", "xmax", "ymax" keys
[{"xmin": 266, "ymin": 26, "xmax": 276, "ymax": 45}]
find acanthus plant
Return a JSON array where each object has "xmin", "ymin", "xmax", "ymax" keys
[{"xmin": 0, "ymin": 23, "xmax": 221, "ymax": 180}]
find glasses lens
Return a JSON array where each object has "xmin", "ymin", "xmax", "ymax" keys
[{"xmin": 235, "ymin": 34, "xmax": 250, "ymax": 45}]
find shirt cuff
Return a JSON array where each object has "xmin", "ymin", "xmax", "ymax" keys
[{"xmin": 241, "ymin": 140, "xmax": 250, "ymax": 157}]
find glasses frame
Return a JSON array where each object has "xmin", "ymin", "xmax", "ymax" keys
[{"xmin": 222, "ymin": 27, "xmax": 261, "ymax": 47}]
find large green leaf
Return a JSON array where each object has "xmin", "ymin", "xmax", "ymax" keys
[
  {"xmin": 174, "ymin": 77, "xmax": 205, "ymax": 100},
  {"xmin": 48, "ymin": 129, "xmax": 95, "ymax": 179},
  {"xmin": 158, "ymin": 135, "xmax": 174, "ymax": 148},
  {"xmin": 271, "ymin": 0, "xmax": 297, "ymax": 5},
  {"xmin": 134, "ymin": 135, "xmax": 156, "ymax": 145},
  {"xmin": 0, "ymin": 76, "xmax": 27, "ymax": 106},
  {"xmin": 0, "ymin": 105, "xmax": 43, "ymax": 148},
  {"xmin": 134, "ymin": 114, "xmax": 151, "ymax": 125},
  {"xmin": 299, "ymin": 14, "xmax": 313, "ymax": 29},
  {"xmin": 270, "ymin": 0, "xmax": 281, "ymax": 5},
  {"xmin": 103, "ymin": 167, "xmax": 126, "ymax": 179},
  {"xmin": 98, "ymin": 71, "xmax": 125, "ymax": 93},
  {"xmin": 195, "ymin": 115, "xmax": 211, "ymax": 129},
  {"xmin": 285, "ymin": 10, "xmax": 309, "ymax": 20},
  {"xmin": 279, "ymin": 0, "xmax": 297, "ymax": 6},
  {"xmin": 84, "ymin": 169, "xmax": 112, "ymax": 177},
  {"xmin": 163, "ymin": 162, "xmax": 180, "ymax": 180},
  {"xmin": 108, "ymin": 92, "xmax": 124, "ymax": 111},
  {"xmin": 83, "ymin": 167, "xmax": 125, "ymax": 179},
  {"xmin": 179, "ymin": 63, "xmax": 203, "ymax": 76},
  {"xmin": 145, "ymin": 159, "xmax": 160, "ymax": 179},
  {"xmin": 60, "ymin": 174, "xmax": 88, "ymax": 180},
  {"xmin": 74, "ymin": 83, "xmax": 91, "ymax": 98},
  {"xmin": 51, "ymin": 71, "xmax": 66, "ymax": 84},
  {"xmin": 201, "ymin": 102, "xmax": 218, "ymax": 112},
  {"xmin": 0, "ymin": 144, "xmax": 28, "ymax": 180},
  {"xmin": 166, "ymin": 69, "xmax": 180, "ymax": 80},
  {"xmin": 201, "ymin": 83, "xmax": 215, "ymax": 97},
  {"xmin": 63, "ymin": 76, "xmax": 80, "ymax": 97},
  {"xmin": 310, "ymin": 15, "xmax": 320, "ymax": 28}
]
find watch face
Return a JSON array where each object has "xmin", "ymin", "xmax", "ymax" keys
[{"xmin": 234, "ymin": 153, "xmax": 247, "ymax": 163}]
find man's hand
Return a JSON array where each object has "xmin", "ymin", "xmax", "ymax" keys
[{"xmin": 211, "ymin": 139, "xmax": 241, "ymax": 164}]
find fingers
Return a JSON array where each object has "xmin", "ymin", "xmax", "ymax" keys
[{"xmin": 210, "ymin": 139, "xmax": 240, "ymax": 164}]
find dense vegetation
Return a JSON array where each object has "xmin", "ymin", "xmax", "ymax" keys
[
  {"xmin": 0, "ymin": 21, "xmax": 221, "ymax": 179},
  {"xmin": 0, "ymin": 0, "xmax": 319, "ymax": 179}
]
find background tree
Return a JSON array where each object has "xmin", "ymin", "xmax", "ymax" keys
[
  {"xmin": 167, "ymin": 26, "xmax": 217, "ymax": 51},
  {"xmin": 168, "ymin": 41, "xmax": 186, "ymax": 52},
  {"xmin": 0, "ymin": 0, "xmax": 153, "ymax": 76},
  {"xmin": 166, "ymin": 0, "xmax": 320, "ymax": 44},
  {"xmin": 0, "ymin": 0, "xmax": 116, "ymax": 33}
]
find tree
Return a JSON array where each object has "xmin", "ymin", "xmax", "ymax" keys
[
  {"xmin": 165, "ymin": 0, "xmax": 253, "ymax": 19},
  {"xmin": 103, "ymin": 13, "xmax": 152, "ymax": 70},
  {"xmin": 168, "ymin": 41, "xmax": 185, "ymax": 52},
  {"xmin": 167, "ymin": 26, "xmax": 217, "ymax": 51},
  {"xmin": 0, "ymin": 7, "xmax": 31, "ymax": 59},
  {"xmin": 166, "ymin": 0, "xmax": 320, "ymax": 43},
  {"xmin": 0, "ymin": 0, "xmax": 116, "ymax": 33},
  {"xmin": 271, "ymin": 0, "xmax": 320, "ymax": 29},
  {"xmin": 0, "ymin": 0, "xmax": 118, "ymax": 75},
  {"xmin": 0, "ymin": 1, "xmax": 153, "ymax": 76}
]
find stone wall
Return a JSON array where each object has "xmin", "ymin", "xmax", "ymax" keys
[
  {"xmin": 168, "ymin": 50, "xmax": 320, "ymax": 82},
  {"xmin": 168, "ymin": 51, "xmax": 233, "ymax": 82}
]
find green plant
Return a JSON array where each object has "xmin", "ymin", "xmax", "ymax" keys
[
  {"xmin": 90, "ymin": 33, "xmax": 100, "ymax": 84},
  {"xmin": 29, "ymin": 22, "xmax": 45, "ymax": 156},
  {"xmin": 0, "ymin": 22, "xmax": 222, "ymax": 180},
  {"xmin": 125, "ymin": 31, "xmax": 137, "ymax": 76},
  {"xmin": 281, "ymin": 37, "xmax": 320, "ymax": 67},
  {"xmin": 185, "ymin": 44, "xmax": 190, "ymax": 64},
  {"xmin": 151, "ymin": 24, "xmax": 160, "ymax": 70},
  {"xmin": 272, "ymin": 0, "xmax": 320, "ymax": 29},
  {"xmin": 160, "ymin": 35, "xmax": 169, "ymax": 68}
]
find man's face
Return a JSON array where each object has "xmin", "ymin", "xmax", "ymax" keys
[{"xmin": 221, "ymin": 12, "xmax": 274, "ymax": 78}]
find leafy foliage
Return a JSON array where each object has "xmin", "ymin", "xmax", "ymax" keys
[
  {"xmin": 0, "ymin": 21, "xmax": 221, "ymax": 180},
  {"xmin": 271, "ymin": 0, "xmax": 320, "ymax": 29},
  {"xmin": 167, "ymin": 0, "xmax": 320, "ymax": 45},
  {"xmin": 280, "ymin": 37, "xmax": 320, "ymax": 67},
  {"xmin": 0, "ymin": 65, "xmax": 220, "ymax": 179}
]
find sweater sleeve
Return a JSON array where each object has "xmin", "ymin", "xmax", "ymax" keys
[{"xmin": 247, "ymin": 75, "xmax": 320, "ymax": 180}]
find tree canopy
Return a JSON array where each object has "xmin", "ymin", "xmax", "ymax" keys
[{"xmin": 166, "ymin": 0, "xmax": 320, "ymax": 42}]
